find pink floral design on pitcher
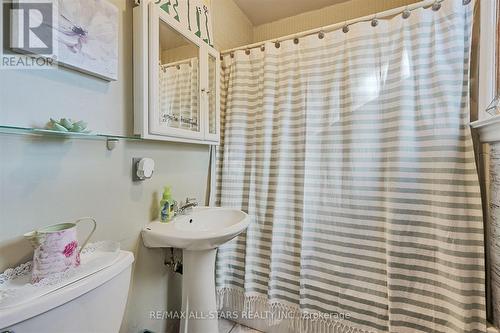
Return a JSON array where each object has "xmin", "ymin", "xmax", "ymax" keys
[{"xmin": 63, "ymin": 240, "xmax": 78, "ymax": 257}]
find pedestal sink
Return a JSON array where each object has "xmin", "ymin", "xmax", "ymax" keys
[{"xmin": 141, "ymin": 207, "xmax": 250, "ymax": 333}]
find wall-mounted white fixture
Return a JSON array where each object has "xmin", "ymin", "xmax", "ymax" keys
[
  {"xmin": 133, "ymin": 2, "xmax": 221, "ymax": 145},
  {"xmin": 470, "ymin": 115, "xmax": 500, "ymax": 143},
  {"xmin": 133, "ymin": 157, "xmax": 155, "ymax": 181}
]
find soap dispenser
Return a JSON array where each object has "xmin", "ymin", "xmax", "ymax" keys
[{"xmin": 159, "ymin": 186, "xmax": 174, "ymax": 222}]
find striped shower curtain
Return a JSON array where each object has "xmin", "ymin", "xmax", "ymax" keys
[
  {"xmin": 215, "ymin": 0, "xmax": 485, "ymax": 332},
  {"xmin": 159, "ymin": 58, "xmax": 199, "ymax": 130}
]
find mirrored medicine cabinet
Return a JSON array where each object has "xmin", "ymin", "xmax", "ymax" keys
[{"xmin": 133, "ymin": 1, "xmax": 220, "ymax": 145}]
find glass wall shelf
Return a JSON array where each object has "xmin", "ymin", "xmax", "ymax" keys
[{"xmin": 0, "ymin": 125, "xmax": 143, "ymax": 150}]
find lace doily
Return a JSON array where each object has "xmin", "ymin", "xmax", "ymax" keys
[{"xmin": 0, "ymin": 241, "xmax": 120, "ymax": 309}]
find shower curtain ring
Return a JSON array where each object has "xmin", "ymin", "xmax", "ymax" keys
[
  {"xmin": 342, "ymin": 23, "xmax": 349, "ymax": 33},
  {"xmin": 318, "ymin": 30, "xmax": 325, "ymax": 39},
  {"xmin": 402, "ymin": 8, "xmax": 411, "ymax": 19},
  {"xmin": 432, "ymin": 1, "xmax": 441, "ymax": 11},
  {"xmin": 462, "ymin": 0, "xmax": 471, "ymax": 4},
  {"xmin": 371, "ymin": 17, "xmax": 379, "ymax": 27}
]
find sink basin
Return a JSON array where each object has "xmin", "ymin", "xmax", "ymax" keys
[
  {"xmin": 142, "ymin": 207, "xmax": 250, "ymax": 250},
  {"xmin": 141, "ymin": 207, "xmax": 250, "ymax": 333}
]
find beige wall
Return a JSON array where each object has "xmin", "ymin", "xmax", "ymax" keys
[
  {"xmin": 252, "ymin": 0, "xmax": 420, "ymax": 43},
  {"xmin": 161, "ymin": 45, "xmax": 199, "ymax": 64},
  {"xmin": 212, "ymin": 0, "xmax": 254, "ymax": 50},
  {"xmin": 0, "ymin": 1, "xmax": 252, "ymax": 333}
]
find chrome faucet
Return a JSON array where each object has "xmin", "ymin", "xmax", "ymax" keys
[{"xmin": 175, "ymin": 197, "xmax": 198, "ymax": 216}]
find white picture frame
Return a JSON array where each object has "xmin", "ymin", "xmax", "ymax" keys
[
  {"xmin": 53, "ymin": 0, "xmax": 119, "ymax": 81},
  {"xmin": 8, "ymin": 0, "xmax": 118, "ymax": 81}
]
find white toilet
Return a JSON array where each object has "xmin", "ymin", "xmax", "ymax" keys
[{"xmin": 0, "ymin": 251, "xmax": 134, "ymax": 333}]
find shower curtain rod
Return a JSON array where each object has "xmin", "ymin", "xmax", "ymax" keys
[
  {"xmin": 221, "ymin": 0, "xmax": 471, "ymax": 55},
  {"xmin": 160, "ymin": 57, "xmax": 195, "ymax": 68}
]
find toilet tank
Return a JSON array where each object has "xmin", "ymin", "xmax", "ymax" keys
[{"xmin": 0, "ymin": 251, "xmax": 134, "ymax": 333}]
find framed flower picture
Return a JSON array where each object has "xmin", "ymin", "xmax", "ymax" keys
[{"xmin": 54, "ymin": 0, "xmax": 118, "ymax": 81}]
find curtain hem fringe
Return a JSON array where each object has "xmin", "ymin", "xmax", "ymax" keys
[{"xmin": 216, "ymin": 287, "xmax": 376, "ymax": 333}]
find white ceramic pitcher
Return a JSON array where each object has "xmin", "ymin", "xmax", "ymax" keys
[{"xmin": 24, "ymin": 217, "xmax": 97, "ymax": 283}]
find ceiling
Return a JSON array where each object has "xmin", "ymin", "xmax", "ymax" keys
[{"xmin": 233, "ymin": 0, "xmax": 351, "ymax": 26}]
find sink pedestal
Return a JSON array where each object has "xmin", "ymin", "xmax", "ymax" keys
[{"xmin": 180, "ymin": 249, "xmax": 218, "ymax": 333}]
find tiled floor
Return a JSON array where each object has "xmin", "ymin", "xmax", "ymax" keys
[{"xmin": 219, "ymin": 319, "xmax": 263, "ymax": 333}]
